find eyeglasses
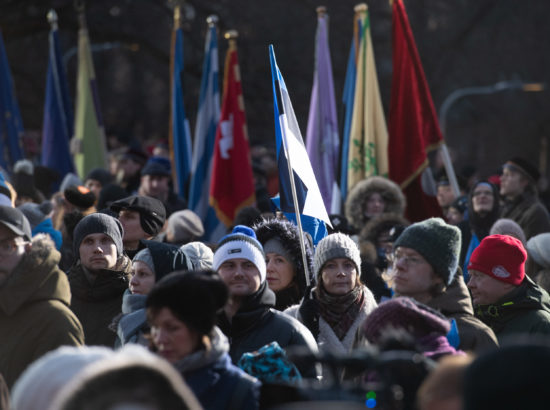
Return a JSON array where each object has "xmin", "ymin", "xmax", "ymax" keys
[
  {"xmin": 0, "ymin": 238, "xmax": 27, "ymax": 256},
  {"xmin": 472, "ymin": 190, "xmax": 493, "ymax": 197},
  {"xmin": 387, "ymin": 251, "xmax": 425, "ymax": 268}
]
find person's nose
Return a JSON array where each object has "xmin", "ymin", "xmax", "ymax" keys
[{"xmin": 130, "ymin": 275, "xmax": 139, "ymax": 286}]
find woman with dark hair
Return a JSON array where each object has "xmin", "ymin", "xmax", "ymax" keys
[
  {"xmin": 146, "ymin": 270, "xmax": 260, "ymax": 409},
  {"xmin": 254, "ymin": 218, "xmax": 314, "ymax": 311},
  {"xmin": 459, "ymin": 181, "xmax": 500, "ymax": 280}
]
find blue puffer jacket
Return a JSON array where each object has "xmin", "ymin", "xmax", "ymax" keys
[{"xmin": 175, "ymin": 327, "xmax": 260, "ymax": 410}]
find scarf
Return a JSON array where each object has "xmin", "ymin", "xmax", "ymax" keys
[{"xmin": 316, "ymin": 285, "xmax": 364, "ymax": 340}]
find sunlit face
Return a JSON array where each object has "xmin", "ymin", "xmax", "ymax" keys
[
  {"xmin": 391, "ymin": 247, "xmax": 442, "ymax": 303},
  {"xmin": 365, "ymin": 193, "xmax": 385, "ymax": 218},
  {"xmin": 149, "ymin": 307, "xmax": 200, "ymax": 363},
  {"xmin": 129, "ymin": 260, "xmax": 155, "ymax": 295},
  {"xmin": 467, "ymin": 269, "xmax": 515, "ymax": 305},
  {"xmin": 266, "ymin": 252, "xmax": 295, "ymax": 292},
  {"xmin": 140, "ymin": 175, "xmax": 170, "ymax": 199},
  {"xmin": 79, "ymin": 233, "xmax": 118, "ymax": 272},
  {"xmin": 446, "ymin": 207, "xmax": 464, "ymax": 225},
  {"xmin": 437, "ymin": 185, "xmax": 456, "ymax": 208},
  {"xmin": 118, "ymin": 209, "xmax": 150, "ymax": 244},
  {"xmin": 472, "ymin": 185, "xmax": 495, "ymax": 214},
  {"xmin": 218, "ymin": 258, "xmax": 262, "ymax": 297},
  {"xmin": 500, "ymin": 167, "xmax": 528, "ymax": 199},
  {"xmin": 321, "ymin": 257, "xmax": 358, "ymax": 295}
]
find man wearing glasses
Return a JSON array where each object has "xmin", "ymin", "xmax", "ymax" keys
[
  {"xmin": 0, "ymin": 205, "xmax": 84, "ymax": 388},
  {"xmin": 389, "ymin": 217, "xmax": 498, "ymax": 353}
]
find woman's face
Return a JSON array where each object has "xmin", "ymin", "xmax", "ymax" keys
[
  {"xmin": 149, "ymin": 307, "xmax": 200, "ymax": 363},
  {"xmin": 321, "ymin": 257, "xmax": 358, "ymax": 295},
  {"xmin": 365, "ymin": 193, "xmax": 385, "ymax": 218},
  {"xmin": 129, "ymin": 260, "xmax": 155, "ymax": 295},
  {"xmin": 472, "ymin": 185, "xmax": 495, "ymax": 214},
  {"xmin": 266, "ymin": 252, "xmax": 295, "ymax": 292}
]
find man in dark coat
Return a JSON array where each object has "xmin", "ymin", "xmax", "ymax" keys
[
  {"xmin": 500, "ymin": 157, "xmax": 550, "ymax": 240},
  {"xmin": 468, "ymin": 234, "xmax": 550, "ymax": 341},
  {"xmin": 214, "ymin": 226, "xmax": 318, "ymax": 377},
  {"xmin": 67, "ymin": 213, "xmax": 132, "ymax": 346},
  {"xmin": 0, "ymin": 206, "xmax": 83, "ymax": 388}
]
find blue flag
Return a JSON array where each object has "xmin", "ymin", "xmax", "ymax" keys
[
  {"xmin": 41, "ymin": 12, "xmax": 76, "ymax": 180},
  {"xmin": 0, "ymin": 30, "xmax": 24, "ymax": 169},
  {"xmin": 188, "ymin": 21, "xmax": 224, "ymax": 241},
  {"xmin": 171, "ymin": 26, "xmax": 192, "ymax": 200},
  {"xmin": 269, "ymin": 45, "xmax": 331, "ymax": 228}
]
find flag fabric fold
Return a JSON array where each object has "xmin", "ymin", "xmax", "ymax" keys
[
  {"xmin": 188, "ymin": 22, "xmax": 223, "ymax": 241},
  {"xmin": 72, "ymin": 18, "xmax": 107, "ymax": 179},
  {"xmin": 0, "ymin": 30, "xmax": 24, "ymax": 169},
  {"xmin": 269, "ymin": 45, "xmax": 331, "ymax": 227},
  {"xmin": 388, "ymin": 0, "xmax": 443, "ymax": 222},
  {"xmin": 347, "ymin": 6, "xmax": 389, "ymax": 193},
  {"xmin": 41, "ymin": 14, "xmax": 76, "ymax": 180},
  {"xmin": 305, "ymin": 12, "xmax": 340, "ymax": 214},
  {"xmin": 170, "ymin": 24, "xmax": 193, "ymax": 200},
  {"xmin": 209, "ymin": 39, "xmax": 255, "ymax": 227}
]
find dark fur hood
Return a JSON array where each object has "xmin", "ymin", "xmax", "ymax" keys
[
  {"xmin": 358, "ymin": 213, "xmax": 410, "ymax": 263},
  {"xmin": 253, "ymin": 218, "xmax": 314, "ymax": 294},
  {"xmin": 345, "ymin": 176, "xmax": 406, "ymax": 231}
]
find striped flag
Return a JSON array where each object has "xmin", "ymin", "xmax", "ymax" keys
[
  {"xmin": 170, "ymin": 12, "xmax": 193, "ymax": 200},
  {"xmin": 346, "ymin": 5, "xmax": 389, "ymax": 192},
  {"xmin": 188, "ymin": 17, "xmax": 224, "ymax": 241},
  {"xmin": 269, "ymin": 45, "xmax": 331, "ymax": 227},
  {"xmin": 209, "ymin": 33, "xmax": 255, "ymax": 227},
  {"xmin": 72, "ymin": 12, "xmax": 108, "ymax": 179},
  {"xmin": 41, "ymin": 10, "xmax": 76, "ymax": 180},
  {"xmin": 0, "ymin": 30, "xmax": 24, "ymax": 169},
  {"xmin": 305, "ymin": 10, "xmax": 340, "ymax": 214}
]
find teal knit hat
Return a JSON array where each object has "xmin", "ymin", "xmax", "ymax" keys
[{"xmin": 393, "ymin": 217, "xmax": 461, "ymax": 285}]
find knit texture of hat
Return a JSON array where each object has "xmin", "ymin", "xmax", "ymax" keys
[
  {"xmin": 179, "ymin": 242, "xmax": 213, "ymax": 271},
  {"xmin": 110, "ymin": 195, "xmax": 166, "ymax": 236},
  {"xmin": 133, "ymin": 248, "xmax": 155, "ymax": 275},
  {"xmin": 213, "ymin": 225, "xmax": 266, "ymax": 283},
  {"xmin": 489, "ymin": 218, "xmax": 526, "ymax": 245},
  {"xmin": 468, "ymin": 234, "xmax": 526, "ymax": 286},
  {"xmin": 313, "ymin": 233, "xmax": 361, "ymax": 279},
  {"xmin": 167, "ymin": 209, "xmax": 204, "ymax": 243},
  {"xmin": 527, "ymin": 233, "xmax": 550, "ymax": 269},
  {"xmin": 394, "ymin": 217, "xmax": 461, "ymax": 286},
  {"xmin": 138, "ymin": 240, "xmax": 188, "ymax": 282},
  {"xmin": 73, "ymin": 213, "xmax": 124, "ymax": 257}
]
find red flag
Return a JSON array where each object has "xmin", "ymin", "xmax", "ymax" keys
[
  {"xmin": 388, "ymin": 0, "xmax": 443, "ymax": 222},
  {"xmin": 209, "ymin": 40, "xmax": 255, "ymax": 227}
]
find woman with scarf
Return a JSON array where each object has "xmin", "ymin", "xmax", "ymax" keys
[
  {"xmin": 146, "ymin": 270, "xmax": 260, "ymax": 409},
  {"xmin": 285, "ymin": 233, "xmax": 378, "ymax": 357}
]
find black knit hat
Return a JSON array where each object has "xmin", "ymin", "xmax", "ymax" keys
[
  {"xmin": 64, "ymin": 185, "xmax": 96, "ymax": 209},
  {"xmin": 110, "ymin": 195, "xmax": 166, "ymax": 236},
  {"xmin": 141, "ymin": 158, "xmax": 171, "ymax": 177},
  {"xmin": 505, "ymin": 157, "xmax": 540, "ymax": 183},
  {"xmin": 146, "ymin": 270, "xmax": 228, "ymax": 335},
  {"xmin": 393, "ymin": 217, "xmax": 461, "ymax": 286},
  {"xmin": 73, "ymin": 213, "xmax": 124, "ymax": 257},
  {"xmin": 136, "ymin": 240, "xmax": 188, "ymax": 282},
  {"xmin": 85, "ymin": 168, "xmax": 113, "ymax": 187}
]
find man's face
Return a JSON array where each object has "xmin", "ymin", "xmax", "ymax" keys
[
  {"xmin": 118, "ymin": 209, "xmax": 150, "ymax": 244},
  {"xmin": 84, "ymin": 179, "xmax": 102, "ymax": 199},
  {"xmin": 218, "ymin": 258, "xmax": 261, "ymax": 297},
  {"xmin": 140, "ymin": 175, "xmax": 170, "ymax": 199},
  {"xmin": 0, "ymin": 225, "xmax": 27, "ymax": 286},
  {"xmin": 467, "ymin": 269, "xmax": 515, "ymax": 305},
  {"xmin": 391, "ymin": 247, "xmax": 442, "ymax": 303},
  {"xmin": 472, "ymin": 185, "xmax": 495, "ymax": 214},
  {"xmin": 118, "ymin": 157, "xmax": 142, "ymax": 179},
  {"xmin": 500, "ymin": 167, "xmax": 528, "ymax": 199},
  {"xmin": 437, "ymin": 185, "xmax": 456, "ymax": 208},
  {"xmin": 79, "ymin": 233, "xmax": 118, "ymax": 272}
]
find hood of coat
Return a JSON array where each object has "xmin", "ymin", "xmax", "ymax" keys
[
  {"xmin": 427, "ymin": 271, "xmax": 474, "ymax": 317},
  {"xmin": 345, "ymin": 176, "xmax": 406, "ymax": 231}
]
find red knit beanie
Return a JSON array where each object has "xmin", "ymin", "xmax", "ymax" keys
[{"xmin": 468, "ymin": 234, "xmax": 526, "ymax": 286}]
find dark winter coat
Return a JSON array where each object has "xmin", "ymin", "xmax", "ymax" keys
[
  {"xmin": 500, "ymin": 191, "xmax": 550, "ymax": 240},
  {"xmin": 175, "ymin": 327, "xmax": 260, "ymax": 410},
  {"xmin": 0, "ymin": 235, "xmax": 84, "ymax": 388},
  {"xmin": 427, "ymin": 274, "xmax": 499, "ymax": 353},
  {"xmin": 345, "ymin": 176, "xmax": 406, "ymax": 233},
  {"xmin": 474, "ymin": 276, "xmax": 550, "ymax": 341},
  {"xmin": 68, "ymin": 255, "xmax": 131, "ymax": 346},
  {"xmin": 217, "ymin": 282, "xmax": 318, "ymax": 377},
  {"xmin": 254, "ymin": 218, "xmax": 314, "ymax": 311}
]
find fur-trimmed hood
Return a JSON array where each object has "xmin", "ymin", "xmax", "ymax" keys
[
  {"xmin": 254, "ymin": 218, "xmax": 314, "ymax": 296},
  {"xmin": 358, "ymin": 213, "xmax": 410, "ymax": 263},
  {"xmin": 345, "ymin": 176, "xmax": 406, "ymax": 231}
]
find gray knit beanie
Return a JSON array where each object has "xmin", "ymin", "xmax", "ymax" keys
[
  {"xmin": 133, "ymin": 248, "xmax": 155, "ymax": 275},
  {"xmin": 393, "ymin": 217, "xmax": 461, "ymax": 286},
  {"xmin": 73, "ymin": 213, "xmax": 124, "ymax": 257},
  {"xmin": 489, "ymin": 218, "xmax": 526, "ymax": 245},
  {"xmin": 313, "ymin": 233, "xmax": 362, "ymax": 279},
  {"xmin": 526, "ymin": 233, "xmax": 550, "ymax": 269}
]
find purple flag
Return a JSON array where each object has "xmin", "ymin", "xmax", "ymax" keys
[{"xmin": 306, "ymin": 12, "xmax": 340, "ymax": 214}]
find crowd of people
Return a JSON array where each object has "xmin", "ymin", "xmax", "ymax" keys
[{"xmin": 2, "ymin": 148, "xmax": 550, "ymax": 409}]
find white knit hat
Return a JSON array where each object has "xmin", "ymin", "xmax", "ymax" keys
[
  {"xmin": 313, "ymin": 233, "xmax": 362, "ymax": 279},
  {"xmin": 527, "ymin": 233, "xmax": 550, "ymax": 269}
]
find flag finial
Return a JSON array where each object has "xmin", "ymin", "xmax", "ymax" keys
[
  {"xmin": 75, "ymin": 0, "xmax": 86, "ymax": 29},
  {"xmin": 354, "ymin": 3, "xmax": 367, "ymax": 13},
  {"xmin": 316, "ymin": 6, "xmax": 327, "ymax": 16},
  {"xmin": 206, "ymin": 14, "xmax": 218, "ymax": 27},
  {"xmin": 174, "ymin": 5, "xmax": 181, "ymax": 28},
  {"xmin": 47, "ymin": 9, "xmax": 58, "ymax": 29},
  {"xmin": 224, "ymin": 30, "xmax": 238, "ymax": 48}
]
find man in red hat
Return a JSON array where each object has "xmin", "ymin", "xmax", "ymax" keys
[
  {"xmin": 500, "ymin": 157, "xmax": 550, "ymax": 239},
  {"xmin": 467, "ymin": 234, "xmax": 550, "ymax": 341}
]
